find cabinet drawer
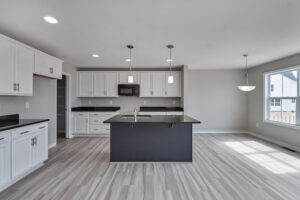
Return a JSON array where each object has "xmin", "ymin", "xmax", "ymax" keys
[
  {"xmin": 89, "ymin": 117, "xmax": 106, "ymax": 124},
  {"xmin": 0, "ymin": 131, "xmax": 10, "ymax": 144},
  {"xmin": 89, "ymin": 124, "xmax": 110, "ymax": 134},
  {"xmin": 73, "ymin": 112, "xmax": 89, "ymax": 118},
  {"xmin": 89, "ymin": 112, "xmax": 114, "ymax": 118},
  {"xmin": 11, "ymin": 122, "xmax": 48, "ymax": 139}
]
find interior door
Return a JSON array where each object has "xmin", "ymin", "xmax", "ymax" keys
[
  {"xmin": 93, "ymin": 72, "xmax": 106, "ymax": 97},
  {"xmin": 140, "ymin": 72, "xmax": 152, "ymax": 97},
  {"xmin": 78, "ymin": 72, "xmax": 93, "ymax": 97},
  {"xmin": 165, "ymin": 71, "xmax": 181, "ymax": 97},
  {"xmin": 152, "ymin": 72, "xmax": 165, "ymax": 97},
  {"xmin": 15, "ymin": 45, "xmax": 34, "ymax": 96},
  {"xmin": 0, "ymin": 36, "xmax": 15, "ymax": 95},
  {"xmin": 105, "ymin": 72, "xmax": 118, "ymax": 97},
  {"xmin": 12, "ymin": 135, "xmax": 32, "ymax": 178}
]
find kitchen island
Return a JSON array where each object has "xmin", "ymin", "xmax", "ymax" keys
[{"xmin": 104, "ymin": 115, "xmax": 200, "ymax": 162}]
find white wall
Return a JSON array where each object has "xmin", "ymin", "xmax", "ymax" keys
[
  {"xmin": 248, "ymin": 54, "xmax": 300, "ymax": 148},
  {"xmin": 0, "ymin": 76, "xmax": 57, "ymax": 147},
  {"xmin": 184, "ymin": 68, "xmax": 248, "ymax": 132}
]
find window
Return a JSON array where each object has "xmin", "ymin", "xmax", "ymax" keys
[{"xmin": 264, "ymin": 67, "xmax": 299, "ymax": 125}]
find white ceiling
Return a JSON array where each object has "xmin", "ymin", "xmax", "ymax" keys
[{"xmin": 0, "ymin": 0, "xmax": 300, "ymax": 69}]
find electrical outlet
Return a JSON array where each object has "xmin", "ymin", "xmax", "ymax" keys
[
  {"xmin": 109, "ymin": 100, "xmax": 113, "ymax": 105},
  {"xmin": 25, "ymin": 102, "xmax": 30, "ymax": 109},
  {"xmin": 256, "ymin": 123, "xmax": 259, "ymax": 128},
  {"xmin": 88, "ymin": 100, "xmax": 92, "ymax": 105}
]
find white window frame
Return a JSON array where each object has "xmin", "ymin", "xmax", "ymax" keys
[{"xmin": 263, "ymin": 66, "xmax": 300, "ymax": 128}]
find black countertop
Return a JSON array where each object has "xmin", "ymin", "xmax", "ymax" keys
[
  {"xmin": 72, "ymin": 107, "xmax": 120, "ymax": 112},
  {"xmin": 104, "ymin": 115, "xmax": 200, "ymax": 124},
  {"xmin": 139, "ymin": 107, "xmax": 183, "ymax": 112},
  {"xmin": 0, "ymin": 114, "xmax": 49, "ymax": 132}
]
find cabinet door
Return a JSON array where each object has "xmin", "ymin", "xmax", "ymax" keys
[
  {"xmin": 0, "ymin": 133, "xmax": 11, "ymax": 187},
  {"xmin": 105, "ymin": 72, "xmax": 118, "ymax": 97},
  {"xmin": 118, "ymin": 71, "xmax": 139, "ymax": 84},
  {"xmin": 152, "ymin": 72, "xmax": 165, "ymax": 97},
  {"xmin": 0, "ymin": 36, "xmax": 15, "ymax": 95},
  {"xmin": 73, "ymin": 117, "xmax": 89, "ymax": 134},
  {"xmin": 140, "ymin": 72, "xmax": 152, "ymax": 97},
  {"xmin": 48, "ymin": 57, "xmax": 62, "ymax": 79},
  {"xmin": 15, "ymin": 45, "xmax": 34, "ymax": 96},
  {"xmin": 12, "ymin": 135, "xmax": 32, "ymax": 178},
  {"xmin": 32, "ymin": 129, "xmax": 47, "ymax": 166},
  {"xmin": 78, "ymin": 72, "xmax": 93, "ymax": 97},
  {"xmin": 93, "ymin": 72, "xmax": 106, "ymax": 97},
  {"xmin": 165, "ymin": 71, "xmax": 181, "ymax": 97},
  {"xmin": 34, "ymin": 51, "xmax": 50, "ymax": 77}
]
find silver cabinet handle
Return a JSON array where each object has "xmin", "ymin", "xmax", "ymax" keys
[
  {"xmin": 34, "ymin": 137, "xmax": 37, "ymax": 145},
  {"xmin": 49, "ymin": 67, "xmax": 54, "ymax": 74},
  {"xmin": 0, "ymin": 138, "xmax": 4, "ymax": 141},
  {"xmin": 39, "ymin": 126, "xmax": 46, "ymax": 129},
  {"xmin": 31, "ymin": 138, "xmax": 34, "ymax": 146},
  {"xmin": 94, "ymin": 129, "xmax": 98, "ymax": 131},
  {"xmin": 20, "ymin": 131, "xmax": 29, "ymax": 135},
  {"xmin": 17, "ymin": 83, "xmax": 20, "ymax": 91},
  {"xmin": 13, "ymin": 83, "xmax": 16, "ymax": 91}
]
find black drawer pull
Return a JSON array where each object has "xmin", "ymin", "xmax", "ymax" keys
[
  {"xmin": 0, "ymin": 138, "xmax": 4, "ymax": 140},
  {"xmin": 39, "ymin": 126, "xmax": 46, "ymax": 129},
  {"xmin": 20, "ymin": 131, "xmax": 29, "ymax": 135}
]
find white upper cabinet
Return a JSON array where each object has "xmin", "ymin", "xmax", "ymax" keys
[
  {"xmin": 15, "ymin": 45, "xmax": 34, "ymax": 95},
  {"xmin": 0, "ymin": 36, "xmax": 15, "ymax": 95},
  {"xmin": 165, "ymin": 71, "xmax": 181, "ymax": 97},
  {"xmin": 152, "ymin": 72, "xmax": 166, "ymax": 97},
  {"xmin": 78, "ymin": 72, "xmax": 93, "ymax": 97},
  {"xmin": 93, "ymin": 72, "xmax": 105, "ymax": 97},
  {"xmin": 34, "ymin": 51, "xmax": 63, "ymax": 79},
  {"xmin": 140, "ymin": 71, "xmax": 182, "ymax": 97},
  {"xmin": 78, "ymin": 71, "xmax": 118, "ymax": 97},
  {"xmin": 0, "ymin": 35, "xmax": 34, "ymax": 96},
  {"xmin": 105, "ymin": 72, "xmax": 118, "ymax": 97},
  {"xmin": 118, "ymin": 71, "xmax": 139, "ymax": 84},
  {"xmin": 140, "ymin": 72, "xmax": 153, "ymax": 97}
]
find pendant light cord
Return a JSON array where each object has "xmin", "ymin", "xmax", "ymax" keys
[
  {"xmin": 129, "ymin": 48, "xmax": 132, "ymax": 75},
  {"xmin": 244, "ymin": 54, "xmax": 249, "ymax": 86},
  {"xmin": 169, "ymin": 47, "xmax": 172, "ymax": 75}
]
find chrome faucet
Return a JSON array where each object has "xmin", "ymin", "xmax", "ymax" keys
[{"xmin": 134, "ymin": 107, "xmax": 139, "ymax": 121}]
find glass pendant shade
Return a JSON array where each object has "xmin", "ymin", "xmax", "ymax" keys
[
  {"xmin": 237, "ymin": 85, "xmax": 256, "ymax": 92},
  {"xmin": 168, "ymin": 75, "xmax": 174, "ymax": 83},
  {"xmin": 128, "ymin": 75, "xmax": 134, "ymax": 83}
]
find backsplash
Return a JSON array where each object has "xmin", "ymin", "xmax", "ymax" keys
[{"xmin": 80, "ymin": 97, "xmax": 182, "ymax": 114}]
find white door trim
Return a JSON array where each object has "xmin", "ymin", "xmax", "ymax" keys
[{"xmin": 62, "ymin": 72, "xmax": 73, "ymax": 139}]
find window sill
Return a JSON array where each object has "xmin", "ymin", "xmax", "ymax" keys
[{"xmin": 263, "ymin": 120, "xmax": 300, "ymax": 130}]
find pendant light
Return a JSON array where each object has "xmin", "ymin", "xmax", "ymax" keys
[
  {"xmin": 126, "ymin": 45, "xmax": 134, "ymax": 83},
  {"xmin": 238, "ymin": 54, "xmax": 256, "ymax": 92},
  {"xmin": 167, "ymin": 45, "xmax": 174, "ymax": 84}
]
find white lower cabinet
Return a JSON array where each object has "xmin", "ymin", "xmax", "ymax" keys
[
  {"xmin": 0, "ymin": 122, "xmax": 48, "ymax": 192},
  {"xmin": 0, "ymin": 131, "xmax": 11, "ymax": 189},
  {"xmin": 72, "ymin": 111, "xmax": 119, "ymax": 136}
]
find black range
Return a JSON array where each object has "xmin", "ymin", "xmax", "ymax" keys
[{"xmin": 0, "ymin": 114, "xmax": 49, "ymax": 132}]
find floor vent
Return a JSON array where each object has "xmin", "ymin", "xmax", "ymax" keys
[{"xmin": 281, "ymin": 146, "xmax": 296, "ymax": 152}]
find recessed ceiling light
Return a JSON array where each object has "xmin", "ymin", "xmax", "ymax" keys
[
  {"xmin": 167, "ymin": 59, "xmax": 173, "ymax": 62},
  {"xmin": 43, "ymin": 16, "xmax": 58, "ymax": 24},
  {"xmin": 92, "ymin": 54, "xmax": 99, "ymax": 58},
  {"xmin": 125, "ymin": 58, "xmax": 132, "ymax": 62}
]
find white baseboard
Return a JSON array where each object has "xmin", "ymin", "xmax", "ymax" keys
[
  {"xmin": 48, "ymin": 142, "xmax": 57, "ymax": 149},
  {"xmin": 193, "ymin": 130, "xmax": 248, "ymax": 134},
  {"xmin": 246, "ymin": 131, "xmax": 300, "ymax": 152}
]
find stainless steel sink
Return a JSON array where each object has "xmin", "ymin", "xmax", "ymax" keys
[{"xmin": 121, "ymin": 115, "xmax": 152, "ymax": 119}]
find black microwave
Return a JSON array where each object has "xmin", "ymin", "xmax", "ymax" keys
[{"xmin": 118, "ymin": 84, "xmax": 140, "ymax": 96}]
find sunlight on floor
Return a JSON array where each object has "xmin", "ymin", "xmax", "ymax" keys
[{"xmin": 224, "ymin": 141, "xmax": 299, "ymax": 174}]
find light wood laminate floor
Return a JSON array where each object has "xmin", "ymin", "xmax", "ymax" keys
[{"xmin": 1, "ymin": 134, "xmax": 300, "ymax": 200}]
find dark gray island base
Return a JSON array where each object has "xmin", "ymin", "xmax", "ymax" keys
[{"xmin": 104, "ymin": 115, "xmax": 200, "ymax": 162}]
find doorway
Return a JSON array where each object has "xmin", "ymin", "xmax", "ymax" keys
[{"xmin": 57, "ymin": 75, "xmax": 67, "ymax": 139}]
